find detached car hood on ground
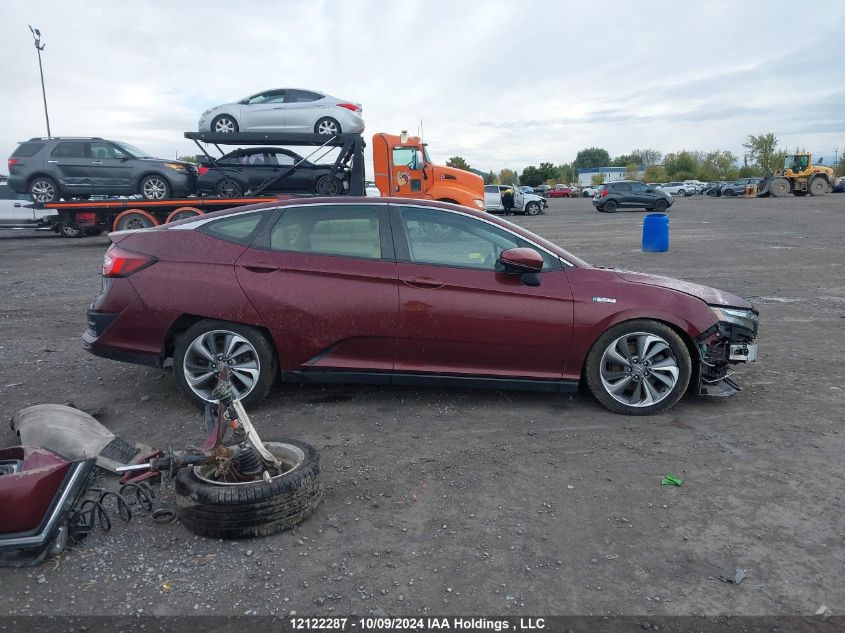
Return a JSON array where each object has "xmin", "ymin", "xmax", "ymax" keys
[{"xmin": 613, "ymin": 270, "xmax": 753, "ymax": 309}]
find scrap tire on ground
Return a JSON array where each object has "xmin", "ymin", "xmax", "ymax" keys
[{"xmin": 175, "ymin": 438, "xmax": 324, "ymax": 539}]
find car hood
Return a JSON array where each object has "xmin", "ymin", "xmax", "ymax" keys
[{"xmin": 612, "ymin": 270, "xmax": 753, "ymax": 308}]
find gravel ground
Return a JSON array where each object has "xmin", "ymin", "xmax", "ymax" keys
[{"xmin": 0, "ymin": 194, "xmax": 843, "ymax": 618}]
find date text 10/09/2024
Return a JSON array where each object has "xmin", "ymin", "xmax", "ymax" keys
[{"xmin": 290, "ymin": 617, "xmax": 547, "ymax": 631}]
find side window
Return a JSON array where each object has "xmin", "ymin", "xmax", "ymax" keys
[
  {"xmin": 614, "ymin": 183, "xmax": 632, "ymax": 193},
  {"xmin": 51, "ymin": 142, "xmax": 86, "ymax": 158},
  {"xmin": 484, "ymin": 185, "xmax": 498, "ymax": 194},
  {"xmin": 287, "ymin": 90, "xmax": 321, "ymax": 103},
  {"xmin": 631, "ymin": 182, "xmax": 647, "ymax": 193},
  {"xmin": 398, "ymin": 206, "xmax": 559, "ymax": 271},
  {"xmin": 393, "ymin": 148, "xmax": 414, "ymax": 168},
  {"xmin": 89, "ymin": 142, "xmax": 119, "ymax": 159},
  {"xmin": 273, "ymin": 152, "xmax": 296, "ymax": 166},
  {"xmin": 269, "ymin": 205, "xmax": 382, "ymax": 260},
  {"xmin": 201, "ymin": 212, "xmax": 265, "ymax": 244},
  {"xmin": 218, "ymin": 153, "xmax": 241, "ymax": 166}
]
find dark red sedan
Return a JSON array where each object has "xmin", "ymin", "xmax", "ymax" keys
[
  {"xmin": 83, "ymin": 198, "xmax": 759, "ymax": 415},
  {"xmin": 548, "ymin": 186, "xmax": 577, "ymax": 198}
]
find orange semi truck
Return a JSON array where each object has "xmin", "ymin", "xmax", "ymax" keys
[{"xmin": 372, "ymin": 132, "xmax": 485, "ymax": 210}]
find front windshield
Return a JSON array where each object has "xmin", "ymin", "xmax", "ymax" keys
[{"xmin": 114, "ymin": 142, "xmax": 153, "ymax": 158}]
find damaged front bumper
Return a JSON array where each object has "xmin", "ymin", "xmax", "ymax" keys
[{"xmin": 695, "ymin": 312, "xmax": 759, "ymax": 398}]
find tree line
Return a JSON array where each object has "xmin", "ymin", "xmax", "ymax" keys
[{"xmin": 445, "ymin": 133, "xmax": 845, "ymax": 186}]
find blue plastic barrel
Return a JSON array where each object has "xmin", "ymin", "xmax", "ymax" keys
[{"xmin": 642, "ymin": 213, "xmax": 669, "ymax": 252}]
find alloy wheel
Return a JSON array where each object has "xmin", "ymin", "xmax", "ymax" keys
[
  {"xmin": 31, "ymin": 180, "xmax": 56, "ymax": 202},
  {"xmin": 599, "ymin": 332, "xmax": 680, "ymax": 408},
  {"xmin": 214, "ymin": 117, "xmax": 236, "ymax": 133},
  {"xmin": 317, "ymin": 119, "xmax": 339, "ymax": 135},
  {"xmin": 142, "ymin": 177, "xmax": 167, "ymax": 199},
  {"xmin": 182, "ymin": 330, "xmax": 261, "ymax": 402}
]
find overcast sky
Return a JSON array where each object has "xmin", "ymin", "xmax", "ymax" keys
[{"xmin": 2, "ymin": 0, "xmax": 843, "ymax": 176}]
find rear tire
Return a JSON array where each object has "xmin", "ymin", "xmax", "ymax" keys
[
  {"xmin": 113, "ymin": 209, "xmax": 159, "ymax": 231},
  {"xmin": 29, "ymin": 176, "xmax": 60, "ymax": 203},
  {"xmin": 172, "ymin": 319, "xmax": 278, "ymax": 410},
  {"xmin": 585, "ymin": 319, "xmax": 691, "ymax": 416},
  {"xmin": 603, "ymin": 200, "xmax": 618, "ymax": 213},
  {"xmin": 314, "ymin": 117, "xmax": 341, "ymax": 135},
  {"xmin": 724, "ymin": 189, "xmax": 735, "ymax": 197},
  {"xmin": 808, "ymin": 176, "xmax": 827, "ymax": 196},
  {"xmin": 175, "ymin": 438, "xmax": 324, "ymax": 539},
  {"xmin": 59, "ymin": 221, "xmax": 83, "ymax": 238},
  {"xmin": 315, "ymin": 175, "xmax": 342, "ymax": 195}
]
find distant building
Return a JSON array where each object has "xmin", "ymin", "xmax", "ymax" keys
[{"xmin": 577, "ymin": 166, "xmax": 645, "ymax": 186}]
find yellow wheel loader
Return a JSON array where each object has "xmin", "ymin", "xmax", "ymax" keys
[{"xmin": 757, "ymin": 153, "xmax": 839, "ymax": 197}]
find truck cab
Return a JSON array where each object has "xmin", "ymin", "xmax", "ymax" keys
[{"xmin": 372, "ymin": 133, "xmax": 484, "ymax": 210}]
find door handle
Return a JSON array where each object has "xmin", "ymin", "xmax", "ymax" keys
[
  {"xmin": 240, "ymin": 264, "xmax": 279, "ymax": 273},
  {"xmin": 402, "ymin": 276, "xmax": 444, "ymax": 289},
  {"xmin": 91, "ymin": 161, "xmax": 103, "ymax": 165},
  {"xmin": 272, "ymin": 106, "xmax": 284, "ymax": 110}
]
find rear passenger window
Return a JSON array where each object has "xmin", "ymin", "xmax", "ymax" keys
[
  {"xmin": 12, "ymin": 142, "xmax": 44, "ymax": 157},
  {"xmin": 269, "ymin": 205, "xmax": 382, "ymax": 260},
  {"xmin": 614, "ymin": 183, "xmax": 632, "ymax": 193},
  {"xmin": 201, "ymin": 212, "xmax": 265, "ymax": 244},
  {"xmin": 51, "ymin": 142, "xmax": 86, "ymax": 158}
]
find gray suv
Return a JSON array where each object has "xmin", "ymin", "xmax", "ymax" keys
[
  {"xmin": 7, "ymin": 137, "xmax": 197, "ymax": 203},
  {"xmin": 592, "ymin": 180, "xmax": 673, "ymax": 213}
]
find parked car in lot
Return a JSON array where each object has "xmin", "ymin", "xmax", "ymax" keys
[
  {"xmin": 657, "ymin": 182, "xmax": 693, "ymax": 196},
  {"xmin": 548, "ymin": 185, "xmax": 577, "ymax": 198},
  {"xmin": 721, "ymin": 178, "xmax": 761, "ymax": 197},
  {"xmin": 197, "ymin": 147, "xmax": 348, "ymax": 197},
  {"xmin": 832, "ymin": 178, "xmax": 845, "ymax": 193},
  {"xmin": 6, "ymin": 137, "xmax": 198, "ymax": 203},
  {"xmin": 703, "ymin": 181, "xmax": 726, "ymax": 196},
  {"xmin": 592, "ymin": 180, "xmax": 673, "ymax": 213},
  {"xmin": 484, "ymin": 184, "xmax": 547, "ymax": 215},
  {"xmin": 83, "ymin": 197, "xmax": 759, "ymax": 416},
  {"xmin": 533, "ymin": 184, "xmax": 551, "ymax": 196},
  {"xmin": 683, "ymin": 179, "xmax": 707, "ymax": 194},
  {"xmin": 581, "ymin": 185, "xmax": 601, "ymax": 197},
  {"xmin": 198, "ymin": 88, "xmax": 364, "ymax": 136}
]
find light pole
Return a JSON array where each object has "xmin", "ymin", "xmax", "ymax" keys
[{"xmin": 28, "ymin": 25, "xmax": 51, "ymax": 138}]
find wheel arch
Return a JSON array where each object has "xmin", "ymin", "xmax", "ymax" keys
[
  {"xmin": 134, "ymin": 170, "xmax": 174, "ymax": 193},
  {"xmin": 577, "ymin": 314, "xmax": 699, "ymax": 385},
  {"xmin": 163, "ymin": 314, "xmax": 277, "ymax": 363}
]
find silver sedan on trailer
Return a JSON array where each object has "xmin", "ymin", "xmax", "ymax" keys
[{"xmin": 197, "ymin": 88, "xmax": 365, "ymax": 136}]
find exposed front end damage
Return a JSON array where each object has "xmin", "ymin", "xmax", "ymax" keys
[{"xmin": 695, "ymin": 307, "xmax": 759, "ymax": 397}]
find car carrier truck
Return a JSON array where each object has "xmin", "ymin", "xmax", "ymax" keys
[{"xmin": 3, "ymin": 131, "xmax": 484, "ymax": 237}]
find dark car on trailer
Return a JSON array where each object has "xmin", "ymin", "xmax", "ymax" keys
[
  {"xmin": 83, "ymin": 197, "xmax": 759, "ymax": 416},
  {"xmin": 6, "ymin": 137, "xmax": 197, "ymax": 203},
  {"xmin": 196, "ymin": 147, "xmax": 348, "ymax": 197}
]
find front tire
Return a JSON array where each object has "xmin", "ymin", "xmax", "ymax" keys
[
  {"xmin": 314, "ymin": 117, "xmax": 341, "ymax": 135},
  {"xmin": 525, "ymin": 201, "xmax": 541, "ymax": 215},
  {"xmin": 585, "ymin": 319, "xmax": 691, "ymax": 415},
  {"xmin": 654, "ymin": 199, "xmax": 669, "ymax": 212},
  {"xmin": 175, "ymin": 438, "xmax": 324, "ymax": 539},
  {"xmin": 140, "ymin": 175, "xmax": 171, "ymax": 200},
  {"xmin": 211, "ymin": 115, "xmax": 239, "ymax": 134},
  {"xmin": 216, "ymin": 178, "xmax": 244, "ymax": 198},
  {"xmin": 29, "ymin": 176, "xmax": 60, "ymax": 203},
  {"xmin": 724, "ymin": 189, "xmax": 735, "ymax": 197},
  {"xmin": 770, "ymin": 178, "xmax": 790, "ymax": 197},
  {"xmin": 173, "ymin": 320, "xmax": 277, "ymax": 410}
]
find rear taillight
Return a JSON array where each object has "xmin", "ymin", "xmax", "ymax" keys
[
  {"xmin": 601, "ymin": 189, "xmax": 608, "ymax": 197},
  {"xmin": 337, "ymin": 103, "xmax": 362, "ymax": 112},
  {"xmin": 74, "ymin": 212, "xmax": 97, "ymax": 225},
  {"xmin": 198, "ymin": 166, "xmax": 209, "ymax": 175},
  {"xmin": 7, "ymin": 158, "xmax": 18, "ymax": 168},
  {"xmin": 102, "ymin": 246, "xmax": 157, "ymax": 278}
]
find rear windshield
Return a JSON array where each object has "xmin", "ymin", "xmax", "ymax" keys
[{"xmin": 12, "ymin": 142, "xmax": 44, "ymax": 157}]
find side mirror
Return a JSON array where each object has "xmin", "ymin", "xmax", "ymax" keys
[
  {"xmin": 645, "ymin": 188, "xmax": 653, "ymax": 193},
  {"xmin": 497, "ymin": 248, "xmax": 543, "ymax": 283}
]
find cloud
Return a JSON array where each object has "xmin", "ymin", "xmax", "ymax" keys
[{"xmin": 1, "ymin": 0, "xmax": 843, "ymax": 177}]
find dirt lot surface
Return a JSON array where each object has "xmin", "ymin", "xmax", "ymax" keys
[{"xmin": 1, "ymin": 194, "xmax": 843, "ymax": 618}]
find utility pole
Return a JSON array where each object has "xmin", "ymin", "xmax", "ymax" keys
[{"xmin": 29, "ymin": 25, "xmax": 51, "ymax": 138}]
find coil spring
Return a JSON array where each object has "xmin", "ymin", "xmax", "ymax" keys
[{"xmin": 67, "ymin": 478, "xmax": 156, "ymax": 540}]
